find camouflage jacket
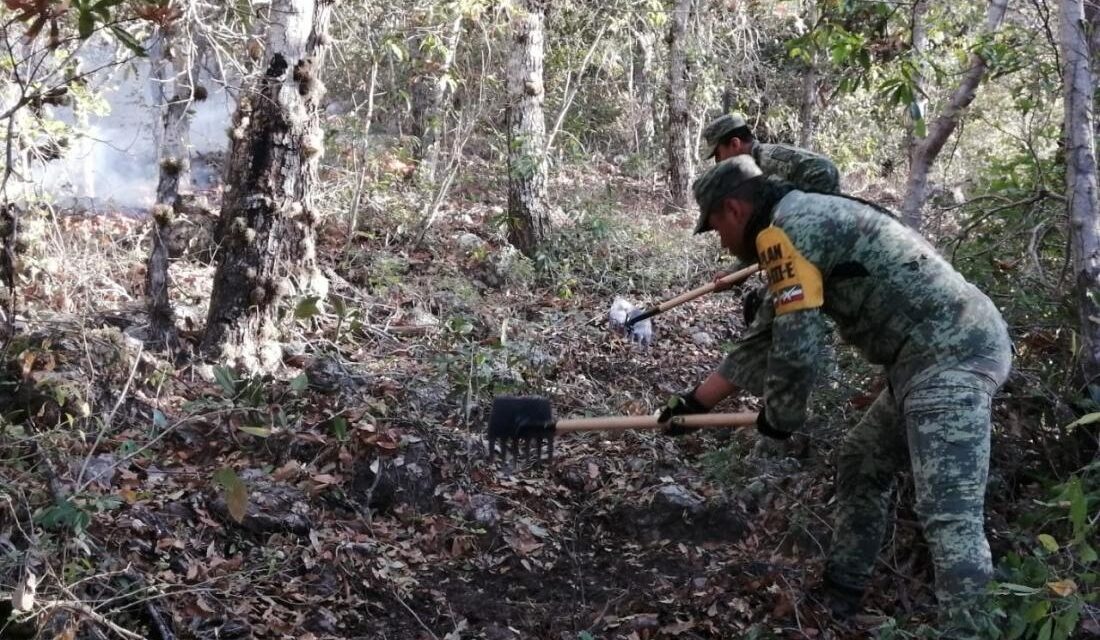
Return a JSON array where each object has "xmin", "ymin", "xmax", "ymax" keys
[
  {"xmin": 753, "ymin": 142, "xmax": 840, "ymax": 194},
  {"xmin": 718, "ymin": 191, "xmax": 1011, "ymax": 435}
]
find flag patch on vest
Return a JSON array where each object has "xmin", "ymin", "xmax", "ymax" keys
[
  {"xmin": 776, "ymin": 285, "xmax": 805, "ymax": 305},
  {"xmin": 755, "ymin": 226, "xmax": 824, "ymax": 315}
]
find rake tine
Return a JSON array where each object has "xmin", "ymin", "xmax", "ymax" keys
[
  {"xmin": 548, "ymin": 436, "xmax": 554, "ymax": 461},
  {"xmin": 487, "ymin": 437, "xmax": 496, "ymax": 462},
  {"xmin": 534, "ymin": 437, "xmax": 544, "ymax": 465},
  {"xmin": 510, "ymin": 437, "xmax": 519, "ymax": 464},
  {"xmin": 523, "ymin": 437, "xmax": 532, "ymax": 462}
]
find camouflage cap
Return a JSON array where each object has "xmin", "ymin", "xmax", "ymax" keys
[
  {"xmin": 692, "ymin": 155, "xmax": 764, "ymax": 234},
  {"xmin": 701, "ymin": 113, "xmax": 749, "ymax": 159}
]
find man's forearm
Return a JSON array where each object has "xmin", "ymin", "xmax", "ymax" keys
[{"xmin": 694, "ymin": 371, "xmax": 739, "ymax": 409}]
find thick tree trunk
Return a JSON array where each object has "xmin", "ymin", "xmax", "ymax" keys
[
  {"xmin": 1061, "ymin": 0, "xmax": 1100, "ymax": 385},
  {"xmin": 631, "ymin": 21, "xmax": 656, "ymax": 154},
  {"xmin": 200, "ymin": 0, "xmax": 335, "ymax": 369},
  {"xmin": 665, "ymin": 0, "xmax": 693, "ymax": 213},
  {"xmin": 147, "ymin": 19, "xmax": 196, "ymax": 350},
  {"xmin": 1086, "ymin": 0, "xmax": 1099, "ymax": 148},
  {"xmin": 410, "ymin": 12, "xmax": 463, "ymax": 183},
  {"xmin": 505, "ymin": 0, "xmax": 548, "ymax": 258},
  {"xmin": 900, "ymin": 0, "xmax": 1008, "ymax": 230}
]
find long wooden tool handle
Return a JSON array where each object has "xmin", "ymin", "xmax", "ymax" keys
[
  {"xmin": 555, "ymin": 412, "xmax": 758, "ymax": 433},
  {"xmin": 626, "ymin": 264, "xmax": 761, "ymax": 328},
  {"xmin": 658, "ymin": 263, "xmax": 761, "ymax": 312}
]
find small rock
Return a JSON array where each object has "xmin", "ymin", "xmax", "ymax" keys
[
  {"xmin": 352, "ymin": 441, "xmax": 438, "ymax": 513},
  {"xmin": 411, "ymin": 307, "xmax": 439, "ymax": 327},
  {"xmin": 304, "ymin": 607, "xmax": 338, "ymax": 634},
  {"xmin": 70, "ymin": 454, "xmax": 118, "ymax": 489},
  {"xmin": 456, "ymin": 232, "xmax": 487, "ymax": 252},
  {"xmin": 691, "ymin": 331, "xmax": 715, "ymax": 347},
  {"xmin": 465, "ymin": 493, "xmax": 500, "ymax": 527},
  {"xmin": 209, "ymin": 477, "xmax": 312, "ymax": 536},
  {"xmin": 654, "ymin": 483, "xmax": 704, "ymax": 514},
  {"xmin": 745, "ymin": 479, "xmax": 767, "ymax": 498}
]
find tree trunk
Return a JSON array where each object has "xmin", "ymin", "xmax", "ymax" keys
[
  {"xmin": 505, "ymin": 0, "xmax": 548, "ymax": 258},
  {"xmin": 200, "ymin": 0, "xmax": 335, "ymax": 369},
  {"xmin": 1061, "ymin": 0, "xmax": 1100, "ymax": 386},
  {"xmin": 410, "ymin": 11, "xmax": 463, "ymax": 183},
  {"xmin": 147, "ymin": 17, "xmax": 196, "ymax": 350},
  {"xmin": 631, "ymin": 21, "xmax": 656, "ymax": 154},
  {"xmin": 1086, "ymin": 0, "xmax": 1099, "ymax": 148},
  {"xmin": 797, "ymin": 0, "xmax": 819, "ymax": 149},
  {"xmin": 797, "ymin": 66, "xmax": 817, "ymax": 149},
  {"xmin": 904, "ymin": 0, "xmax": 930, "ymax": 166},
  {"xmin": 665, "ymin": 0, "xmax": 693, "ymax": 213},
  {"xmin": 899, "ymin": 0, "xmax": 1008, "ymax": 230}
]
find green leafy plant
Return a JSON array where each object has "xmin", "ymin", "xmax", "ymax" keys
[
  {"xmin": 186, "ymin": 367, "xmax": 309, "ymax": 438},
  {"xmin": 992, "ymin": 463, "xmax": 1098, "ymax": 640}
]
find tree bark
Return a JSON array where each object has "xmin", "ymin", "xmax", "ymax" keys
[
  {"xmin": 200, "ymin": 0, "xmax": 335, "ymax": 369},
  {"xmin": 797, "ymin": 66, "xmax": 818, "ymax": 150},
  {"xmin": 147, "ymin": 16, "xmax": 196, "ymax": 350},
  {"xmin": 631, "ymin": 20, "xmax": 656, "ymax": 154},
  {"xmin": 505, "ymin": 0, "xmax": 548, "ymax": 258},
  {"xmin": 798, "ymin": 0, "xmax": 819, "ymax": 150},
  {"xmin": 899, "ymin": 0, "xmax": 1008, "ymax": 230},
  {"xmin": 1061, "ymin": 0, "xmax": 1100, "ymax": 385},
  {"xmin": 904, "ymin": 0, "xmax": 930, "ymax": 166},
  {"xmin": 665, "ymin": 0, "xmax": 693, "ymax": 213},
  {"xmin": 1086, "ymin": 0, "xmax": 1099, "ymax": 148},
  {"xmin": 410, "ymin": 11, "xmax": 463, "ymax": 183}
]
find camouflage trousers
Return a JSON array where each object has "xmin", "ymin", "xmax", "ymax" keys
[{"xmin": 824, "ymin": 352, "xmax": 1011, "ymax": 634}]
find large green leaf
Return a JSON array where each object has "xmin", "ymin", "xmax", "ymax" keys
[{"xmin": 213, "ymin": 366, "xmax": 238, "ymax": 396}]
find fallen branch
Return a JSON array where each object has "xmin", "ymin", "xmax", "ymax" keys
[{"xmin": 33, "ymin": 600, "xmax": 145, "ymax": 640}]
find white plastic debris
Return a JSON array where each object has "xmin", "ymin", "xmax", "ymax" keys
[{"xmin": 608, "ymin": 297, "xmax": 654, "ymax": 345}]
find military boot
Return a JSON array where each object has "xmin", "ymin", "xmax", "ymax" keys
[{"xmin": 810, "ymin": 574, "xmax": 864, "ymax": 620}]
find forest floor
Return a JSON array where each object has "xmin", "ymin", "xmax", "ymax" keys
[{"xmin": 0, "ymin": 162, "xmax": 1096, "ymax": 640}]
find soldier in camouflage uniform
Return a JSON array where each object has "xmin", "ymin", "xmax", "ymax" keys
[
  {"xmin": 701, "ymin": 113, "xmax": 840, "ymax": 194},
  {"xmin": 660, "ymin": 156, "xmax": 1012, "ymax": 638}
]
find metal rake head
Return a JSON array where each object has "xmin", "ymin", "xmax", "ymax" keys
[{"xmin": 487, "ymin": 395, "xmax": 556, "ymax": 463}]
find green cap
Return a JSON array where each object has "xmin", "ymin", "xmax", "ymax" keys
[
  {"xmin": 701, "ymin": 113, "xmax": 749, "ymax": 159},
  {"xmin": 692, "ymin": 155, "xmax": 763, "ymax": 234}
]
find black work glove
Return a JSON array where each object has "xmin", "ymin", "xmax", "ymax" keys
[
  {"xmin": 658, "ymin": 389, "xmax": 709, "ymax": 436},
  {"xmin": 742, "ymin": 286, "xmax": 764, "ymax": 327},
  {"xmin": 755, "ymin": 410, "xmax": 793, "ymax": 440}
]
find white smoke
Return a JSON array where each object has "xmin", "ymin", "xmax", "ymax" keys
[{"xmin": 28, "ymin": 35, "xmax": 235, "ymax": 213}]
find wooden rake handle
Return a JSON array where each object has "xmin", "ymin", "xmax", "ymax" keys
[
  {"xmin": 555, "ymin": 412, "xmax": 758, "ymax": 433},
  {"xmin": 626, "ymin": 264, "xmax": 761, "ymax": 327}
]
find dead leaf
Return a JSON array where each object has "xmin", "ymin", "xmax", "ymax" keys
[
  {"xmin": 443, "ymin": 618, "xmax": 469, "ymax": 640},
  {"xmin": 505, "ymin": 528, "xmax": 543, "ymax": 556},
  {"xmin": 1047, "ymin": 578, "xmax": 1077, "ymax": 597},
  {"xmin": 214, "ymin": 468, "xmax": 248, "ymax": 523},
  {"xmin": 311, "ymin": 473, "xmax": 339, "ymax": 485},
  {"xmin": 659, "ymin": 618, "xmax": 696, "ymax": 635},
  {"xmin": 12, "ymin": 572, "xmax": 36, "ymax": 612},
  {"xmin": 770, "ymin": 592, "xmax": 794, "ymax": 618},
  {"xmin": 272, "ymin": 461, "xmax": 301, "ymax": 481}
]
